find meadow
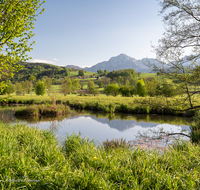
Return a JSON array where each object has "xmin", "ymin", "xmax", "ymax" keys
[
  {"xmin": 68, "ymin": 70, "xmax": 96, "ymax": 77},
  {"xmin": 0, "ymin": 122, "xmax": 199, "ymax": 189},
  {"xmin": 1, "ymin": 93, "xmax": 198, "ymax": 117}
]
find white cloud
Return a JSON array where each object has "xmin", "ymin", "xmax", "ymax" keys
[
  {"xmin": 30, "ymin": 59, "xmax": 56, "ymax": 64},
  {"xmin": 54, "ymin": 58, "xmax": 58, "ymax": 61}
]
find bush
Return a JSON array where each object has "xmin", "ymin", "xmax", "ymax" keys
[
  {"xmin": 104, "ymin": 84, "xmax": 120, "ymax": 96},
  {"xmin": 1, "ymin": 81, "xmax": 15, "ymax": 95},
  {"xmin": 137, "ymin": 79, "xmax": 146, "ymax": 97},
  {"xmin": 35, "ymin": 80, "xmax": 46, "ymax": 95},
  {"xmin": 190, "ymin": 111, "xmax": 200, "ymax": 144},
  {"xmin": 15, "ymin": 83, "xmax": 23, "ymax": 95}
]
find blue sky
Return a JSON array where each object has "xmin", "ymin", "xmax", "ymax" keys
[{"xmin": 29, "ymin": 0, "xmax": 164, "ymax": 67}]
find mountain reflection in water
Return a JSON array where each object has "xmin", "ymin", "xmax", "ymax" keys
[
  {"xmin": 23, "ymin": 114, "xmax": 191, "ymax": 143},
  {"xmin": 0, "ymin": 107, "xmax": 191, "ymax": 143}
]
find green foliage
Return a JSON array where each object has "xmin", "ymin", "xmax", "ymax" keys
[
  {"xmin": 97, "ymin": 69, "xmax": 104, "ymax": 74},
  {"xmin": 29, "ymin": 74, "xmax": 36, "ymax": 83},
  {"xmin": 102, "ymin": 138, "xmax": 132, "ymax": 151},
  {"xmin": 104, "ymin": 84, "xmax": 120, "ymax": 96},
  {"xmin": 3, "ymin": 81, "xmax": 15, "ymax": 95},
  {"xmin": 107, "ymin": 69, "xmax": 137, "ymax": 79},
  {"xmin": 119, "ymin": 86, "xmax": 136, "ymax": 97},
  {"xmin": 65, "ymin": 68, "xmax": 70, "ymax": 76},
  {"xmin": 161, "ymin": 79, "xmax": 176, "ymax": 97},
  {"xmin": 88, "ymin": 80, "xmax": 99, "ymax": 95},
  {"xmin": 15, "ymin": 82, "xmax": 23, "ymax": 95},
  {"xmin": 79, "ymin": 80, "xmax": 86, "ymax": 90},
  {"xmin": 190, "ymin": 111, "xmax": 200, "ymax": 144},
  {"xmin": 88, "ymin": 80, "xmax": 95, "ymax": 89},
  {"xmin": 72, "ymin": 79, "xmax": 81, "ymax": 92},
  {"xmin": 15, "ymin": 104, "xmax": 70, "ymax": 116},
  {"xmin": 45, "ymin": 77, "xmax": 52, "ymax": 95},
  {"xmin": 35, "ymin": 80, "xmax": 46, "ymax": 95},
  {"xmin": 144, "ymin": 77, "xmax": 160, "ymax": 97},
  {"xmin": 62, "ymin": 78, "xmax": 72, "ymax": 96},
  {"xmin": 78, "ymin": 69, "xmax": 85, "ymax": 76},
  {"xmin": 0, "ymin": 0, "xmax": 46, "ymax": 80},
  {"xmin": 0, "ymin": 81, "xmax": 15, "ymax": 95},
  {"xmin": 137, "ymin": 72, "xmax": 141, "ymax": 77},
  {"xmin": 137, "ymin": 79, "xmax": 146, "ymax": 97},
  {"xmin": 97, "ymin": 79, "xmax": 104, "ymax": 88}
]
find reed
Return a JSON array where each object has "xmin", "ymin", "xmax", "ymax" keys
[{"xmin": 15, "ymin": 104, "xmax": 70, "ymax": 116}]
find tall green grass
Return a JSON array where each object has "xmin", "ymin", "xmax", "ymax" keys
[
  {"xmin": 0, "ymin": 123, "xmax": 200, "ymax": 189},
  {"xmin": 15, "ymin": 104, "xmax": 70, "ymax": 116}
]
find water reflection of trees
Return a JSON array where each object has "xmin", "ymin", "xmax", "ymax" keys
[
  {"xmin": 0, "ymin": 109, "xmax": 16, "ymax": 123},
  {"xmin": 0, "ymin": 107, "xmax": 192, "ymax": 133},
  {"xmin": 14, "ymin": 109, "xmax": 192, "ymax": 126}
]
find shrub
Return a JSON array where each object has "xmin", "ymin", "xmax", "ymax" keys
[
  {"xmin": 137, "ymin": 79, "xmax": 146, "ymax": 97},
  {"xmin": 35, "ymin": 80, "xmax": 46, "ymax": 95},
  {"xmin": 104, "ymin": 84, "xmax": 120, "ymax": 96}
]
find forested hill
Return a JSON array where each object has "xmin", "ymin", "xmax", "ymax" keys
[{"xmin": 11, "ymin": 62, "xmax": 70, "ymax": 82}]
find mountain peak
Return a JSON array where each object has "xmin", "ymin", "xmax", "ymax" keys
[{"xmin": 65, "ymin": 54, "xmax": 157, "ymax": 73}]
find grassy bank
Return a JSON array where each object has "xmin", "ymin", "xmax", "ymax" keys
[
  {"xmin": 1, "ymin": 95, "xmax": 199, "ymax": 116},
  {"xmin": 0, "ymin": 123, "xmax": 199, "ymax": 189},
  {"xmin": 15, "ymin": 104, "xmax": 70, "ymax": 117}
]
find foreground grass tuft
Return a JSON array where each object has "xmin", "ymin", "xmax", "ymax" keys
[{"xmin": 0, "ymin": 123, "xmax": 200, "ymax": 189}]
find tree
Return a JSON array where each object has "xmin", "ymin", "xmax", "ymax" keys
[
  {"xmin": 88, "ymin": 80, "xmax": 95, "ymax": 89},
  {"xmin": 119, "ymin": 86, "xmax": 136, "ymax": 97},
  {"xmin": 0, "ymin": 81, "xmax": 15, "ymax": 95},
  {"xmin": 103, "ymin": 77, "xmax": 111, "ymax": 87},
  {"xmin": 65, "ymin": 68, "xmax": 70, "ymax": 76},
  {"xmin": 87, "ymin": 80, "xmax": 99, "ymax": 96},
  {"xmin": 45, "ymin": 77, "xmax": 52, "ymax": 95},
  {"xmin": 149, "ymin": 0, "xmax": 200, "ymax": 110},
  {"xmin": 0, "ymin": 0, "xmax": 46, "ymax": 80},
  {"xmin": 79, "ymin": 80, "xmax": 85, "ymax": 90},
  {"xmin": 97, "ymin": 79, "xmax": 104, "ymax": 88},
  {"xmin": 161, "ymin": 79, "xmax": 176, "ymax": 98},
  {"xmin": 62, "ymin": 78, "xmax": 72, "ymax": 96},
  {"xmin": 143, "ymin": 77, "xmax": 160, "ymax": 97},
  {"xmin": 78, "ymin": 69, "xmax": 85, "ymax": 77},
  {"xmin": 104, "ymin": 70, "xmax": 109, "ymax": 75},
  {"xmin": 15, "ymin": 82, "xmax": 23, "ymax": 95},
  {"xmin": 155, "ymin": 0, "xmax": 200, "ymax": 63},
  {"xmin": 72, "ymin": 79, "xmax": 81, "ymax": 92},
  {"xmin": 137, "ymin": 79, "xmax": 146, "ymax": 97},
  {"xmin": 26, "ymin": 81, "xmax": 33, "ymax": 94},
  {"xmin": 137, "ymin": 72, "xmax": 141, "ymax": 77},
  {"xmin": 97, "ymin": 69, "xmax": 104, "ymax": 74},
  {"xmin": 35, "ymin": 80, "xmax": 46, "ymax": 95},
  {"xmin": 29, "ymin": 75, "xmax": 37, "ymax": 84},
  {"xmin": 21, "ymin": 81, "xmax": 27, "ymax": 96},
  {"xmin": 104, "ymin": 84, "xmax": 120, "ymax": 96}
]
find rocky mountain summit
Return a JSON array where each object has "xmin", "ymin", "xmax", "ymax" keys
[{"xmin": 66, "ymin": 54, "xmax": 160, "ymax": 73}]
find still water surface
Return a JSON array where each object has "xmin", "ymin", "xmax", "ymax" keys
[{"xmin": 0, "ymin": 107, "xmax": 191, "ymax": 144}]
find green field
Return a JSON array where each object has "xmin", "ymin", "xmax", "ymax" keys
[
  {"xmin": 140, "ymin": 73, "xmax": 157, "ymax": 78},
  {"xmin": 0, "ymin": 94, "xmax": 199, "ymax": 117},
  {"xmin": 68, "ymin": 70, "xmax": 96, "ymax": 77}
]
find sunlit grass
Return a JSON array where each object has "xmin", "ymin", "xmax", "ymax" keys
[
  {"xmin": 1, "ymin": 94, "xmax": 200, "ymax": 116},
  {"xmin": 0, "ymin": 123, "xmax": 199, "ymax": 189}
]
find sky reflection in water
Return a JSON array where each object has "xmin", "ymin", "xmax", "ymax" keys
[{"xmin": 25, "ymin": 115, "xmax": 191, "ymax": 143}]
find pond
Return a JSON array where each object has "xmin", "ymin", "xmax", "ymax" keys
[{"xmin": 0, "ymin": 106, "xmax": 191, "ymax": 150}]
